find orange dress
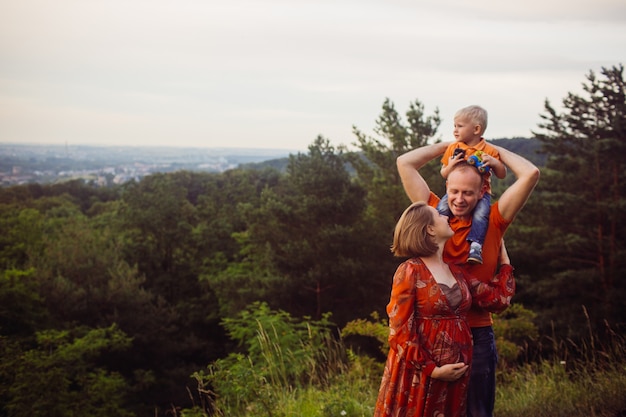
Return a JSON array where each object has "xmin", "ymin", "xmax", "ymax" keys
[{"xmin": 373, "ymin": 258, "xmax": 514, "ymax": 417}]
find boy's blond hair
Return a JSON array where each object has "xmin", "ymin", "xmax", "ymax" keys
[{"xmin": 455, "ymin": 105, "xmax": 488, "ymax": 135}]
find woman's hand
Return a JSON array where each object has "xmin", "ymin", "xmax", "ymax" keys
[{"xmin": 430, "ymin": 362, "xmax": 469, "ymax": 381}]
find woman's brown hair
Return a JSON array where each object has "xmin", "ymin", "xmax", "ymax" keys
[{"xmin": 391, "ymin": 201, "xmax": 439, "ymax": 258}]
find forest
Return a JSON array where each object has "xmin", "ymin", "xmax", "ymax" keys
[{"xmin": 0, "ymin": 64, "xmax": 625, "ymax": 416}]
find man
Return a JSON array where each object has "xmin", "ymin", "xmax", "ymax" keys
[{"xmin": 396, "ymin": 141, "xmax": 539, "ymax": 417}]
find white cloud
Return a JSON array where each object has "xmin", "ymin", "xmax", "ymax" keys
[{"xmin": 0, "ymin": 0, "xmax": 624, "ymax": 150}]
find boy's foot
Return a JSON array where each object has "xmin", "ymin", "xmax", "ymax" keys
[{"xmin": 467, "ymin": 244, "xmax": 483, "ymax": 264}]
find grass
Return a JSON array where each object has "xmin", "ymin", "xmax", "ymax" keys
[
  {"xmin": 495, "ymin": 317, "xmax": 626, "ymax": 417},
  {"xmin": 183, "ymin": 306, "xmax": 626, "ymax": 417},
  {"xmin": 495, "ymin": 360, "xmax": 626, "ymax": 417}
]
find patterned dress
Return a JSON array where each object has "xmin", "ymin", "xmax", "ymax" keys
[{"xmin": 373, "ymin": 258, "xmax": 515, "ymax": 417}]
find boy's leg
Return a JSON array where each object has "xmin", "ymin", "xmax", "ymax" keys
[
  {"xmin": 467, "ymin": 194, "xmax": 491, "ymax": 264},
  {"xmin": 437, "ymin": 193, "xmax": 452, "ymax": 216},
  {"xmin": 468, "ymin": 194, "xmax": 491, "ymax": 245}
]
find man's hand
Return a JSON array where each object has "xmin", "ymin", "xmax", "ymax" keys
[{"xmin": 431, "ymin": 362, "xmax": 469, "ymax": 381}]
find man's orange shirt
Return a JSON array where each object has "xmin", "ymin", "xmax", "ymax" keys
[{"xmin": 428, "ymin": 192, "xmax": 511, "ymax": 327}]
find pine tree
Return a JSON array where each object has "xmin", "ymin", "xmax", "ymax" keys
[{"xmin": 526, "ymin": 64, "xmax": 626, "ymax": 335}]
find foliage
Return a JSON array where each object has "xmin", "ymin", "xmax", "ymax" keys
[
  {"xmin": 0, "ymin": 325, "xmax": 133, "ymax": 417},
  {"xmin": 0, "ymin": 268, "xmax": 49, "ymax": 337},
  {"xmin": 341, "ymin": 311, "xmax": 389, "ymax": 357},
  {"xmin": 495, "ymin": 320, "xmax": 626, "ymax": 417},
  {"xmin": 349, "ymin": 98, "xmax": 443, "ymax": 216},
  {"xmin": 234, "ymin": 136, "xmax": 388, "ymax": 325},
  {"xmin": 182, "ymin": 305, "xmax": 626, "ymax": 417},
  {"xmin": 1, "ymin": 64, "xmax": 626, "ymax": 413},
  {"xmin": 342, "ymin": 304, "xmax": 541, "ymax": 370},
  {"xmin": 496, "ymin": 360, "xmax": 626, "ymax": 417},
  {"xmin": 194, "ymin": 302, "xmax": 347, "ymax": 416},
  {"xmin": 185, "ymin": 302, "xmax": 382, "ymax": 417},
  {"xmin": 516, "ymin": 63, "xmax": 626, "ymax": 337},
  {"xmin": 492, "ymin": 304, "xmax": 539, "ymax": 367},
  {"xmin": 194, "ymin": 303, "xmax": 345, "ymax": 416},
  {"xmin": 347, "ymin": 99, "xmax": 444, "ymax": 295}
]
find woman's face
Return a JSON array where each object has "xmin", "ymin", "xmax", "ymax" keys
[{"xmin": 428, "ymin": 206, "xmax": 454, "ymax": 240}]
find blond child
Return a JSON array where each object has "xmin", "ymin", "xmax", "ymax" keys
[{"xmin": 436, "ymin": 105, "xmax": 507, "ymax": 264}]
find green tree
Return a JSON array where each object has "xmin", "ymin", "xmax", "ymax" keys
[
  {"xmin": 349, "ymin": 98, "xmax": 443, "ymax": 220},
  {"xmin": 0, "ymin": 206, "xmax": 44, "ymax": 269},
  {"xmin": 0, "ymin": 268, "xmax": 49, "ymax": 337},
  {"xmin": 119, "ymin": 172, "xmax": 200, "ymax": 301},
  {"xmin": 521, "ymin": 64, "xmax": 626, "ymax": 336},
  {"xmin": 193, "ymin": 302, "xmax": 342, "ymax": 417},
  {"xmin": 0, "ymin": 325, "xmax": 133, "ymax": 417},
  {"xmin": 347, "ymin": 100, "xmax": 443, "ymax": 311},
  {"xmin": 234, "ymin": 136, "xmax": 383, "ymax": 324},
  {"xmin": 116, "ymin": 172, "xmax": 232, "ymax": 411}
]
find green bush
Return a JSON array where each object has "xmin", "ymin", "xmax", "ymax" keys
[
  {"xmin": 0, "ymin": 325, "xmax": 133, "ymax": 417},
  {"xmin": 193, "ymin": 302, "xmax": 347, "ymax": 416}
]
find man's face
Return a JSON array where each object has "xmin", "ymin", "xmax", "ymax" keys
[{"xmin": 446, "ymin": 167, "xmax": 484, "ymax": 219}]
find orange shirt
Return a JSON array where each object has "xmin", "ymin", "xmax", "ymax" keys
[
  {"xmin": 428, "ymin": 192, "xmax": 511, "ymax": 327},
  {"xmin": 441, "ymin": 139, "xmax": 500, "ymax": 194}
]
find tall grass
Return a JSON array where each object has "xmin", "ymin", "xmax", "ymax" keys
[
  {"xmin": 183, "ymin": 305, "xmax": 626, "ymax": 417},
  {"xmin": 495, "ymin": 360, "xmax": 626, "ymax": 417},
  {"xmin": 496, "ymin": 313, "xmax": 626, "ymax": 417}
]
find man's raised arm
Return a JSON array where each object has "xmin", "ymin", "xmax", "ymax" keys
[
  {"xmin": 397, "ymin": 142, "xmax": 449, "ymax": 203},
  {"xmin": 494, "ymin": 145, "xmax": 540, "ymax": 222}
]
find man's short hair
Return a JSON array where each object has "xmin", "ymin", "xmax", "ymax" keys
[{"xmin": 447, "ymin": 161, "xmax": 485, "ymax": 191}]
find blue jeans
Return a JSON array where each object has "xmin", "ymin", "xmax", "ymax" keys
[
  {"xmin": 436, "ymin": 193, "xmax": 491, "ymax": 245},
  {"xmin": 467, "ymin": 326, "xmax": 498, "ymax": 417}
]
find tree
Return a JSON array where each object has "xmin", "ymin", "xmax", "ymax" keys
[
  {"xmin": 523, "ymin": 64, "xmax": 626, "ymax": 336},
  {"xmin": 119, "ymin": 172, "xmax": 200, "ymax": 301},
  {"xmin": 235, "ymin": 136, "xmax": 384, "ymax": 324},
  {"xmin": 0, "ymin": 269, "xmax": 49, "ymax": 338},
  {"xmin": 344, "ymin": 99, "xmax": 444, "ymax": 322},
  {"xmin": 349, "ymin": 98, "xmax": 443, "ymax": 221},
  {"xmin": 0, "ymin": 325, "xmax": 133, "ymax": 417}
]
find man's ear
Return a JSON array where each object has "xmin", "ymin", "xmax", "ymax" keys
[{"xmin": 426, "ymin": 224, "xmax": 436, "ymax": 236}]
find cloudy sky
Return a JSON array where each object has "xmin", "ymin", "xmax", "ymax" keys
[{"xmin": 1, "ymin": 0, "xmax": 624, "ymax": 151}]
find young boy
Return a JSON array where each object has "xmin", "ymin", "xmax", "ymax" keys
[{"xmin": 437, "ymin": 105, "xmax": 507, "ymax": 264}]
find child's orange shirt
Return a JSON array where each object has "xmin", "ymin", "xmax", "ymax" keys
[{"xmin": 441, "ymin": 138, "xmax": 500, "ymax": 195}]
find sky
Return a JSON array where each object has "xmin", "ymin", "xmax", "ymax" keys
[{"xmin": 0, "ymin": 0, "xmax": 625, "ymax": 152}]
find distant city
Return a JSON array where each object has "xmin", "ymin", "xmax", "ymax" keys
[{"xmin": 0, "ymin": 143, "xmax": 294, "ymax": 187}]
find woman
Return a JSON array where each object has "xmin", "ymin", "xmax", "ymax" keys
[{"xmin": 373, "ymin": 202, "xmax": 515, "ymax": 417}]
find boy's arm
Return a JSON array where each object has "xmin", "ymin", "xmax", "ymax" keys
[
  {"xmin": 480, "ymin": 154, "xmax": 507, "ymax": 179},
  {"xmin": 493, "ymin": 145, "xmax": 540, "ymax": 221},
  {"xmin": 440, "ymin": 151, "xmax": 465, "ymax": 179},
  {"xmin": 397, "ymin": 142, "xmax": 450, "ymax": 202}
]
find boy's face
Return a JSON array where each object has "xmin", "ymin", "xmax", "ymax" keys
[{"xmin": 453, "ymin": 117, "xmax": 481, "ymax": 144}]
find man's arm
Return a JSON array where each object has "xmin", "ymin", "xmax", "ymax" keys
[
  {"xmin": 494, "ymin": 145, "xmax": 540, "ymax": 222},
  {"xmin": 397, "ymin": 142, "xmax": 450, "ymax": 202}
]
